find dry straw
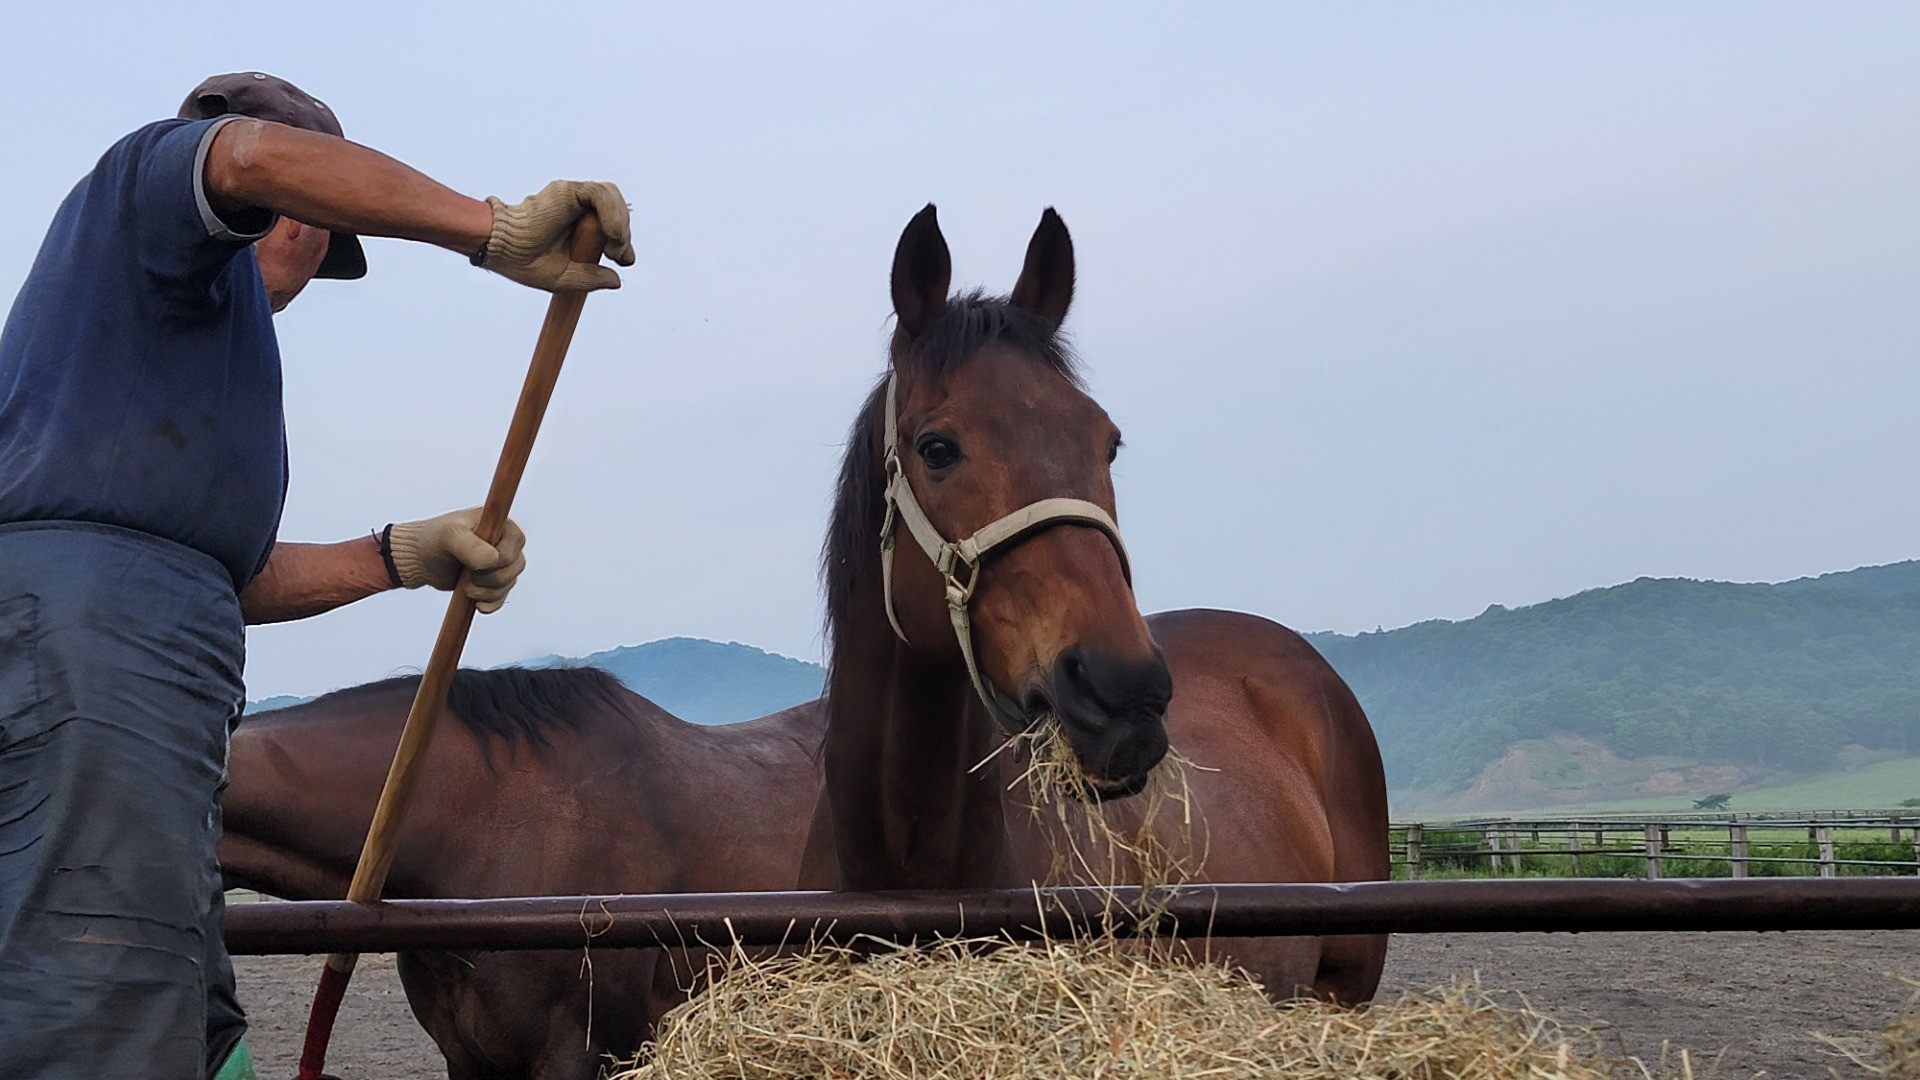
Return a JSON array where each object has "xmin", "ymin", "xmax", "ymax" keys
[
  {"xmin": 616, "ymin": 728, "xmax": 1716, "ymax": 1079},
  {"xmin": 611, "ymin": 935, "xmax": 1700, "ymax": 1080},
  {"xmin": 993, "ymin": 718, "xmax": 1208, "ymax": 894}
]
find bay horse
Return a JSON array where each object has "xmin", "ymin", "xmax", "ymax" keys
[
  {"xmin": 797, "ymin": 205, "xmax": 1390, "ymax": 1002},
  {"xmin": 218, "ymin": 668, "xmax": 825, "ymax": 1080}
]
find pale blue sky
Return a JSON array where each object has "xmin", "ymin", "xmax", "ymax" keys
[{"xmin": 2, "ymin": 4, "xmax": 1916, "ymax": 698}]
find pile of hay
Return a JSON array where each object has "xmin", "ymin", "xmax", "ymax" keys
[{"xmin": 611, "ymin": 936, "xmax": 1690, "ymax": 1080}]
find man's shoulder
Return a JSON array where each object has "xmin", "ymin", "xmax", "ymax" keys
[{"xmin": 92, "ymin": 117, "xmax": 211, "ymax": 177}]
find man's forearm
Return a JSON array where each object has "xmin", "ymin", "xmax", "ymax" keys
[
  {"xmin": 239, "ymin": 537, "xmax": 395, "ymax": 625},
  {"xmin": 204, "ymin": 119, "xmax": 492, "ymax": 254}
]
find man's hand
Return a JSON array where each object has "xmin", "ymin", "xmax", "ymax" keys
[
  {"xmin": 387, "ymin": 507, "xmax": 528, "ymax": 614},
  {"xmin": 480, "ymin": 181, "xmax": 636, "ymax": 292}
]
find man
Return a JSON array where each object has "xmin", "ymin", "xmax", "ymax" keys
[{"xmin": 0, "ymin": 73, "xmax": 633, "ymax": 1079}]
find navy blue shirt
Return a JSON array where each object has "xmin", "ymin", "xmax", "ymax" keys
[{"xmin": 0, "ymin": 117, "xmax": 288, "ymax": 589}]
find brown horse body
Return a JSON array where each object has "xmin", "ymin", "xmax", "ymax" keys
[
  {"xmin": 799, "ymin": 206, "xmax": 1390, "ymax": 1001},
  {"xmin": 219, "ymin": 670, "xmax": 825, "ymax": 1080}
]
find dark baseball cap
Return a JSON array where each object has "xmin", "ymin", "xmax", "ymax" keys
[{"xmin": 178, "ymin": 72, "xmax": 367, "ymax": 280}]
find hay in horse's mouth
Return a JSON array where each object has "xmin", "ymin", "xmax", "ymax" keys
[
  {"xmin": 1006, "ymin": 693, "xmax": 1155, "ymax": 805},
  {"xmin": 997, "ymin": 720, "xmax": 1207, "ymax": 898}
]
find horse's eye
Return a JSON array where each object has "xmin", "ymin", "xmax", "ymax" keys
[
  {"xmin": 1107, "ymin": 436, "xmax": 1123, "ymax": 464},
  {"xmin": 917, "ymin": 434, "xmax": 961, "ymax": 472}
]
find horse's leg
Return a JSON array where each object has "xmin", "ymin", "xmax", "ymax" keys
[{"xmin": 395, "ymin": 951, "xmax": 486, "ymax": 1079}]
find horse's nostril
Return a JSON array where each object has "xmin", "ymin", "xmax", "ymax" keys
[
  {"xmin": 1053, "ymin": 647, "xmax": 1171, "ymax": 723},
  {"xmin": 1063, "ymin": 653, "xmax": 1086, "ymax": 685}
]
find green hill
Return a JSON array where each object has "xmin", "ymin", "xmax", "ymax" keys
[
  {"xmin": 1308, "ymin": 561, "xmax": 1920, "ymax": 810},
  {"xmin": 250, "ymin": 637, "xmax": 824, "ymax": 725},
  {"xmin": 519, "ymin": 637, "xmax": 823, "ymax": 725}
]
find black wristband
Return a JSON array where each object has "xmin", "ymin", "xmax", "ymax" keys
[
  {"xmin": 470, "ymin": 239, "xmax": 490, "ymax": 267},
  {"xmin": 374, "ymin": 525, "xmax": 404, "ymax": 589}
]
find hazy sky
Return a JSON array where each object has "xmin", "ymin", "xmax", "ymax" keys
[{"xmin": 2, "ymin": 4, "xmax": 1915, "ymax": 699}]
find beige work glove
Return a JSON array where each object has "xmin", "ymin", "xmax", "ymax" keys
[
  {"xmin": 480, "ymin": 180, "xmax": 636, "ymax": 292},
  {"xmin": 386, "ymin": 507, "xmax": 528, "ymax": 614}
]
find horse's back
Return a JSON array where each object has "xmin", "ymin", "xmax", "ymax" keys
[{"xmin": 1146, "ymin": 608, "xmax": 1390, "ymax": 1002}]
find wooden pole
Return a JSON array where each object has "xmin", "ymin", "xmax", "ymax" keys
[
  {"xmin": 1817, "ymin": 826, "xmax": 1836, "ymax": 879},
  {"xmin": 1730, "ymin": 824, "xmax": 1749, "ymax": 879},
  {"xmin": 1405, "ymin": 824, "xmax": 1423, "ymax": 881},
  {"xmin": 295, "ymin": 217, "xmax": 606, "ymax": 1080},
  {"xmin": 1644, "ymin": 823, "xmax": 1662, "ymax": 880}
]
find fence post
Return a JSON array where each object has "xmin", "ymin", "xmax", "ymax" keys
[
  {"xmin": 1644, "ymin": 823, "xmax": 1662, "ymax": 880},
  {"xmin": 1569, "ymin": 825, "xmax": 1585, "ymax": 876},
  {"xmin": 1406, "ymin": 824, "xmax": 1422, "ymax": 881},
  {"xmin": 1817, "ymin": 826, "xmax": 1836, "ymax": 879},
  {"xmin": 1730, "ymin": 824, "xmax": 1749, "ymax": 878},
  {"xmin": 1912, "ymin": 829, "xmax": 1920, "ymax": 876},
  {"xmin": 1488, "ymin": 828, "xmax": 1503, "ymax": 875}
]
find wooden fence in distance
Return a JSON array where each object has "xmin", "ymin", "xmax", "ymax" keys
[{"xmin": 1392, "ymin": 811, "xmax": 1920, "ymax": 880}]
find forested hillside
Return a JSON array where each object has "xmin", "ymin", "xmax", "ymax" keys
[
  {"xmin": 252, "ymin": 638, "xmax": 825, "ymax": 725},
  {"xmin": 1308, "ymin": 562, "xmax": 1920, "ymax": 799},
  {"xmin": 520, "ymin": 637, "xmax": 824, "ymax": 725}
]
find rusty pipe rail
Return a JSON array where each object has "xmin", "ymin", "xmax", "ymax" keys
[{"xmin": 224, "ymin": 878, "xmax": 1920, "ymax": 955}]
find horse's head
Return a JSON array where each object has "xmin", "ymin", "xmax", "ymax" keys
[{"xmin": 868, "ymin": 204, "xmax": 1171, "ymax": 799}]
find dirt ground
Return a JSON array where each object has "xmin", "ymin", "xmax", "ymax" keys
[{"xmin": 235, "ymin": 930, "xmax": 1920, "ymax": 1079}]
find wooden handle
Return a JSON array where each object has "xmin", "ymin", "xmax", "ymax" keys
[
  {"xmin": 347, "ymin": 211, "xmax": 603, "ymax": 901},
  {"xmin": 469, "ymin": 213, "xmax": 606, "ymax": 547},
  {"xmin": 298, "ymin": 213, "xmax": 606, "ymax": 1080}
]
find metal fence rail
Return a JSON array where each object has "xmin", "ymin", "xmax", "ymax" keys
[{"xmin": 222, "ymin": 878, "xmax": 1920, "ymax": 955}]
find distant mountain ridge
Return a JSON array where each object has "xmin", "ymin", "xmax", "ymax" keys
[
  {"xmin": 249, "ymin": 637, "xmax": 824, "ymax": 725},
  {"xmin": 1308, "ymin": 560, "xmax": 1920, "ymax": 811},
  {"xmin": 517, "ymin": 637, "xmax": 824, "ymax": 725}
]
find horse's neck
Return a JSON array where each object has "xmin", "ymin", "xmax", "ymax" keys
[
  {"xmin": 821, "ymin": 616, "xmax": 1014, "ymax": 890},
  {"xmin": 220, "ymin": 700, "xmax": 440, "ymax": 900}
]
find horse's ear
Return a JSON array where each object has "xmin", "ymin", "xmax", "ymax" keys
[
  {"xmin": 1010, "ymin": 207, "xmax": 1074, "ymax": 327},
  {"xmin": 891, "ymin": 204, "xmax": 951, "ymax": 341}
]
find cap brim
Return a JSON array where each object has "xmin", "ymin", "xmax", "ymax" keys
[{"xmin": 316, "ymin": 232, "xmax": 366, "ymax": 280}]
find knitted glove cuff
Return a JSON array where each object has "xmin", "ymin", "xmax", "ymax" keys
[
  {"xmin": 373, "ymin": 525, "xmax": 404, "ymax": 589},
  {"xmin": 385, "ymin": 522, "xmax": 437, "ymax": 590}
]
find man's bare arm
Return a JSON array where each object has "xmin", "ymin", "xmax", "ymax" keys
[
  {"xmin": 239, "ymin": 511, "xmax": 527, "ymax": 625},
  {"xmin": 202, "ymin": 119, "xmax": 492, "ymax": 254},
  {"xmin": 239, "ymin": 538, "xmax": 393, "ymax": 625}
]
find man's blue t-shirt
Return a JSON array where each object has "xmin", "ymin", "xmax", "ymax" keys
[{"xmin": 0, "ymin": 116, "xmax": 288, "ymax": 590}]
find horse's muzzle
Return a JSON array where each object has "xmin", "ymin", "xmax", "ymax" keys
[{"xmin": 1045, "ymin": 644, "xmax": 1172, "ymax": 798}]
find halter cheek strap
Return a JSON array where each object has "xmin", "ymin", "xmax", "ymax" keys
[{"xmin": 878, "ymin": 373, "xmax": 1133, "ymax": 736}]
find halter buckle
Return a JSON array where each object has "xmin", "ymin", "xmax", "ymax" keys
[{"xmin": 943, "ymin": 560, "xmax": 979, "ymax": 611}]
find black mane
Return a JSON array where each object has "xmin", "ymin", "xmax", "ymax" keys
[
  {"xmin": 821, "ymin": 291, "xmax": 1081, "ymax": 648},
  {"xmin": 262, "ymin": 665, "xmax": 630, "ymax": 752}
]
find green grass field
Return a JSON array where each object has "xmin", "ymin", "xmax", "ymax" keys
[{"xmin": 1479, "ymin": 755, "xmax": 1920, "ymax": 816}]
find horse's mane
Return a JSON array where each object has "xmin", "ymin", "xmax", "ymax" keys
[
  {"xmin": 821, "ymin": 290, "xmax": 1081, "ymax": 649},
  {"xmin": 259, "ymin": 666, "xmax": 630, "ymax": 752}
]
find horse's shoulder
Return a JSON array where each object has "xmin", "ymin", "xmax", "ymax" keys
[{"xmin": 1146, "ymin": 608, "xmax": 1321, "ymax": 666}]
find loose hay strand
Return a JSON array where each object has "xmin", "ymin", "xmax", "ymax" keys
[{"xmin": 610, "ymin": 937, "xmax": 1690, "ymax": 1080}]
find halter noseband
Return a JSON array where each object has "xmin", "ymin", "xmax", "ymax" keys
[{"xmin": 878, "ymin": 372, "xmax": 1133, "ymax": 736}]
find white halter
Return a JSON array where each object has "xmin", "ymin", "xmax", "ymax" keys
[{"xmin": 878, "ymin": 372, "xmax": 1132, "ymax": 735}]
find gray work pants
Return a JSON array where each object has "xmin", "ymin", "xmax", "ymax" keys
[{"xmin": 0, "ymin": 522, "xmax": 247, "ymax": 1080}]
